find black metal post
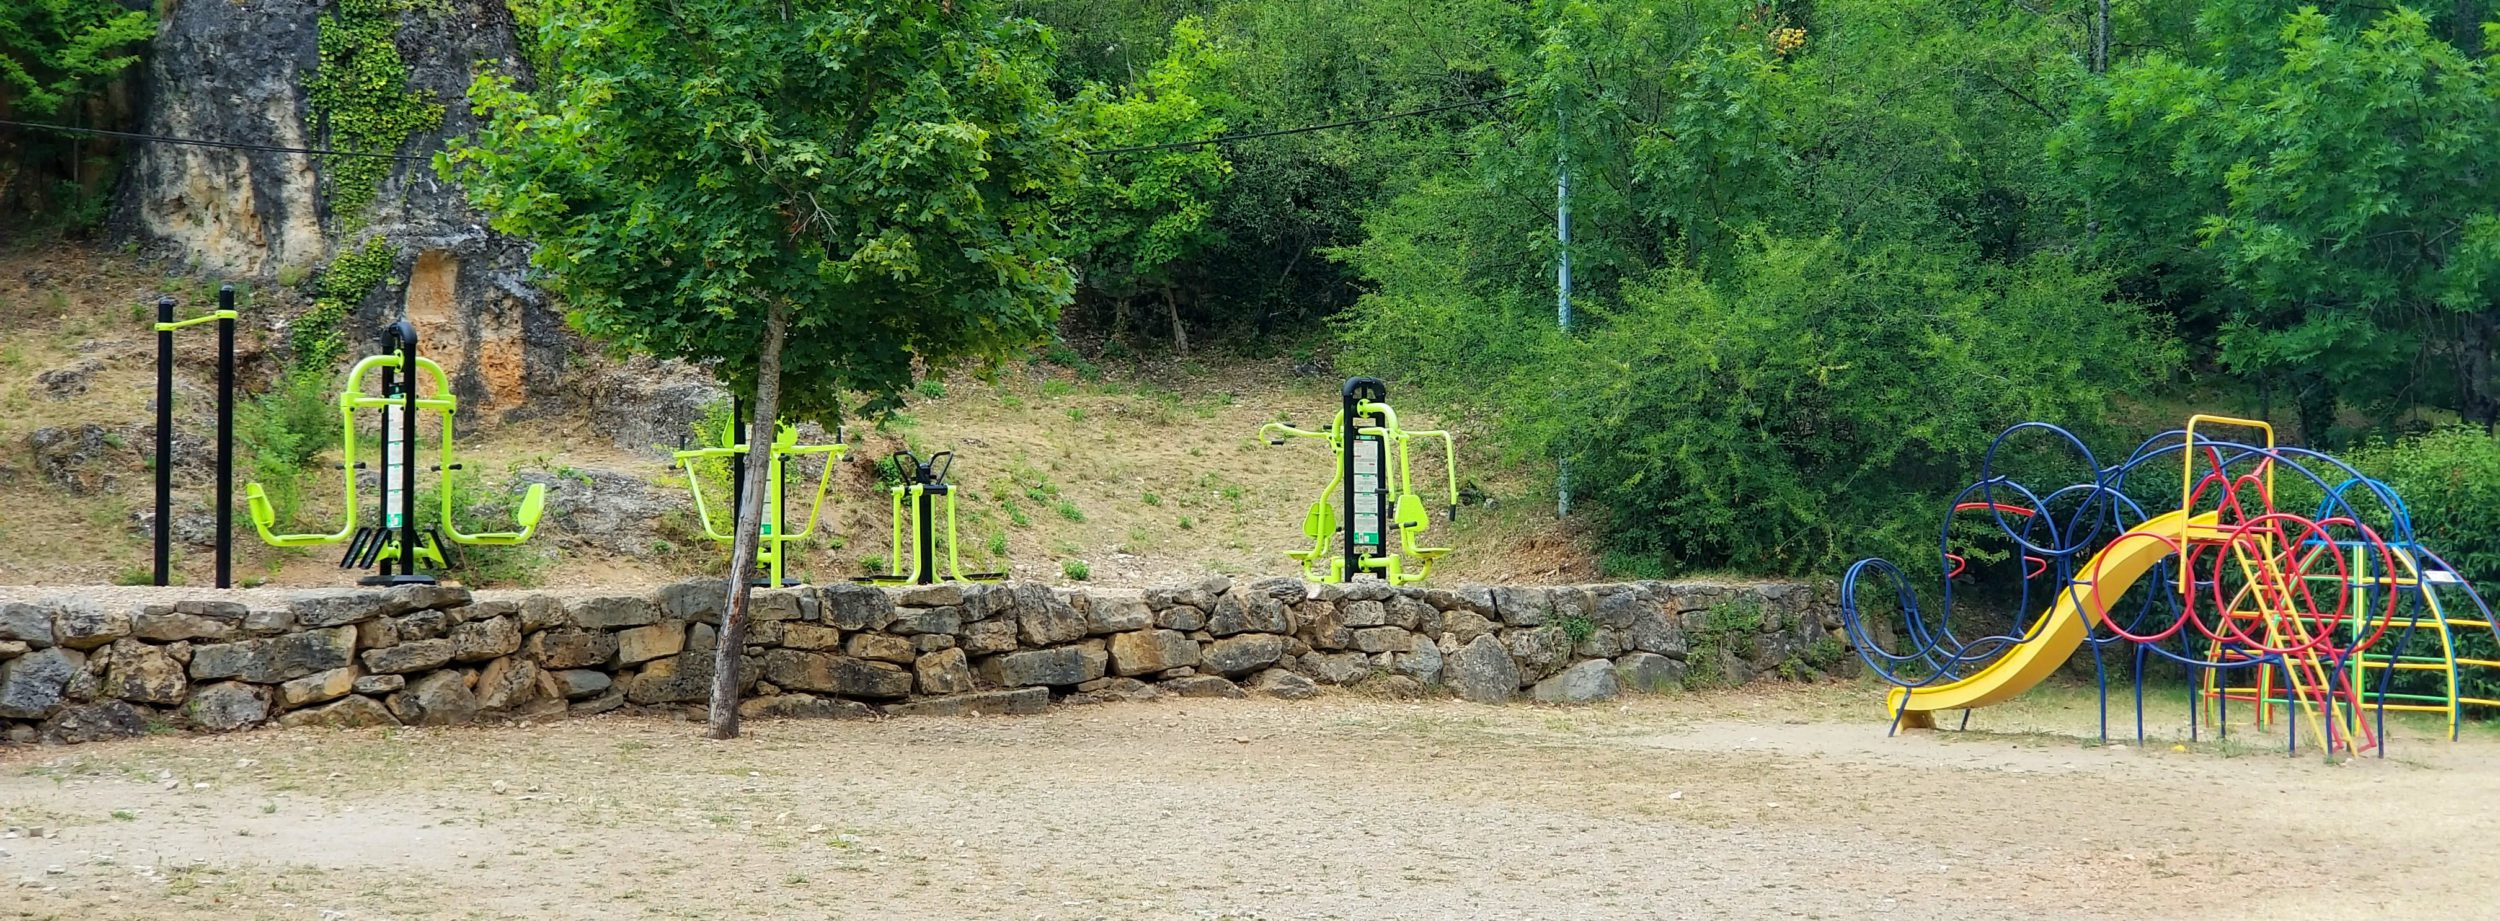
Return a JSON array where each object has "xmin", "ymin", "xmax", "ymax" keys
[
  {"xmin": 1340, "ymin": 380, "xmax": 1357, "ymax": 580},
  {"xmin": 396, "ymin": 321, "xmax": 421, "ymax": 583},
  {"xmin": 915, "ymin": 486, "xmax": 938, "ymax": 584},
  {"xmin": 374, "ymin": 359, "xmax": 397, "ymax": 579},
  {"xmin": 154, "ymin": 296, "xmax": 175, "ymax": 586},
  {"xmin": 1338, "ymin": 377, "xmax": 1388, "ymax": 581},
  {"xmin": 215, "ymin": 285, "xmax": 235, "ymax": 589}
]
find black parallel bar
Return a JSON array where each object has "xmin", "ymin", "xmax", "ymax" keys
[
  {"xmin": 154, "ymin": 296, "xmax": 175, "ymax": 586},
  {"xmin": 215, "ymin": 285, "xmax": 235, "ymax": 589},
  {"xmin": 398, "ymin": 322, "xmax": 420, "ymax": 580},
  {"xmin": 915, "ymin": 487, "xmax": 937, "ymax": 584},
  {"xmin": 1340, "ymin": 380, "xmax": 1357, "ymax": 581}
]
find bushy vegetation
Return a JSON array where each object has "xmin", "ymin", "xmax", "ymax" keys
[
  {"xmin": 1029, "ymin": 0, "xmax": 2496, "ymax": 575},
  {"xmin": 2343, "ymin": 427, "xmax": 2500, "ymax": 702}
]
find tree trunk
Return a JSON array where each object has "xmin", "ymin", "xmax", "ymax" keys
[
  {"xmin": 2468, "ymin": 309, "xmax": 2498, "ymax": 432},
  {"xmin": 2090, "ymin": 0, "xmax": 2110, "ymax": 74},
  {"xmin": 1163, "ymin": 286, "xmax": 1188, "ymax": 356},
  {"xmin": 706, "ymin": 300, "xmax": 789, "ymax": 740}
]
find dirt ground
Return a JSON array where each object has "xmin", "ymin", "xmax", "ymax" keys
[{"xmin": 4, "ymin": 682, "xmax": 2496, "ymax": 921}]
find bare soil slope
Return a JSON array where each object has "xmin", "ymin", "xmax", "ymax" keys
[{"xmin": 0, "ymin": 245, "xmax": 1595, "ymax": 589}]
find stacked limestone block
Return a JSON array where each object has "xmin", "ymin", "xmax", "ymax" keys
[{"xmin": 0, "ymin": 577, "xmax": 1844, "ymax": 745}]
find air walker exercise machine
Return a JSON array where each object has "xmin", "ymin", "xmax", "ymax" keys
[
  {"xmin": 1261, "ymin": 377, "xmax": 1459, "ymax": 584},
  {"xmin": 857, "ymin": 450, "xmax": 1005, "ymax": 585},
  {"xmin": 245, "ymin": 320, "xmax": 546, "ymax": 585},
  {"xmin": 673, "ymin": 398, "xmax": 844, "ymax": 586}
]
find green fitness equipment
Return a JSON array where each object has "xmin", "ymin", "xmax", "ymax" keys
[
  {"xmin": 857, "ymin": 450, "xmax": 1005, "ymax": 585},
  {"xmin": 673, "ymin": 397, "xmax": 845, "ymax": 587},
  {"xmin": 1260, "ymin": 377, "xmax": 1459, "ymax": 585},
  {"xmin": 245, "ymin": 320, "xmax": 547, "ymax": 585}
]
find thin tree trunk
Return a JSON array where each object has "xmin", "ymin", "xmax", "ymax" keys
[
  {"xmin": 2090, "ymin": 0, "xmax": 2110, "ymax": 74},
  {"xmin": 706, "ymin": 300, "xmax": 789, "ymax": 740},
  {"xmin": 2469, "ymin": 309, "xmax": 2498, "ymax": 433},
  {"xmin": 1163, "ymin": 286, "xmax": 1188, "ymax": 356}
]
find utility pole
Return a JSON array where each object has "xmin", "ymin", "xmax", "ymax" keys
[{"xmin": 1555, "ymin": 96, "xmax": 1574, "ymax": 519}]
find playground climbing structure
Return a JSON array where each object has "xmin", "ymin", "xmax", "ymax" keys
[{"xmin": 1839, "ymin": 416, "xmax": 2498, "ymax": 756}]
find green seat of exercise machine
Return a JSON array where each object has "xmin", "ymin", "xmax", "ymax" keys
[
  {"xmin": 453, "ymin": 483, "xmax": 548, "ymax": 545},
  {"xmin": 1395, "ymin": 493, "xmax": 1449, "ymax": 558},
  {"xmin": 1288, "ymin": 501, "xmax": 1335, "ymax": 561},
  {"xmin": 246, "ymin": 482, "xmax": 346, "ymax": 547}
]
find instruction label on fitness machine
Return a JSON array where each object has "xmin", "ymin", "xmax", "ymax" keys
[
  {"xmin": 1351, "ymin": 435, "xmax": 1383, "ymax": 552},
  {"xmin": 382, "ymin": 404, "xmax": 405, "ymax": 529}
]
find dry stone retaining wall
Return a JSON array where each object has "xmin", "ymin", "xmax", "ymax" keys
[{"xmin": 0, "ymin": 578, "xmax": 1848, "ymax": 745}]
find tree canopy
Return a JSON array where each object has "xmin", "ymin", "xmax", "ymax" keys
[{"xmin": 448, "ymin": 0, "xmax": 1083, "ymax": 421}]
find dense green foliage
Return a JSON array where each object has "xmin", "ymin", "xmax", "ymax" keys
[
  {"xmin": 1060, "ymin": 19, "xmax": 1234, "ymax": 351},
  {"xmin": 1022, "ymin": 0, "xmax": 2495, "ymax": 574},
  {"xmin": 2055, "ymin": 3, "xmax": 2500, "ymax": 439},
  {"xmin": 2342, "ymin": 427, "xmax": 2500, "ymax": 701},
  {"xmin": 450, "ymin": 0, "xmax": 1082, "ymax": 422},
  {"xmin": 0, "ymin": 0, "xmax": 148, "ymax": 116},
  {"xmin": 307, "ymin": 0, "xmax": 441, "ymax": 228},
  {"xmin": 0, "ymin": 0, "xmax": 152, "ymax": 237}
]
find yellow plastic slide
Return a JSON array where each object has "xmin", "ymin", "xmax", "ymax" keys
[{"xmin": 1887, "ymin": 509, "xmax": 2214, "ymax": 723}]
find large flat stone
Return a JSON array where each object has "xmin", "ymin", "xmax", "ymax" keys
[
  {"xmin": 760, "ymin": 650, "xmax": 912, "ymax": 699},
  {"xmin": 360, "ymin": 638, "xmax": 457, "ymax": 675},
  {"xmin": 990, "ymin": 646, "xmax": 1108, "ymax": 688},
  {"xmin": 190, "ymin": 627, "xmax": 357, "ymax": 683},
  {"xmin": 0, "ymin": 647, "xmax": 83, "ymax": 719},
  {"xmin": 1108, "ymin": 629, "xmax": 1199, "ymax": 677},
  {"xmin": 884, "ymin": 687, "xmax": 1048, "ymax": 718},
  {"xmin": 1199, "ymin": 634, "xmax": 1287, "ymax": 677},
  {"xmin": 569, "ymin": 596, "xmax": 660, "ymax": 629}
]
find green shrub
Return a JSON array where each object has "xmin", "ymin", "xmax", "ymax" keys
[
  {"xmin": 237, "ymin": 369, "xmax": 344, "ymax": 527},
  {"xmin": 1683, "ymin": 598, "xmax": 1765, "ymax": 688},
  {"xmin": 2345, "ymin": 427, "xmax": 2500, "ymax": 588},
  {"xmin": 1061, "ymin": 558, "xmax": 1091, "ymax": 581},
  {"xmin": 1342, "ymin": 236, "xmax": 2174, "ymax": 576},
  {"xmin": 2342, "ymin": 427, "xmax": 2500, "ymax": 705},
  {"xmin": 416, "ymin": 469, "xmax": 550, "ymax": 587}
]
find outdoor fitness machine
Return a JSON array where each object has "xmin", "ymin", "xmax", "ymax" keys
[
  {"xmin": 151, "ymin": 288, "xmax": 238, "ymax": 588},
  {"xmin": 245, "ymin": 320, "xmax": 546, "ymax": 585},
  {"xmin": 1261, "ymin": 377, "xmax": 1458, "ymax": 584},
  {"xmin": 858, "ymin": 450, "xmax": 1004, "ymax": 585},
  {"xmin": 673, "ymin": 397, "xmax": 844, "ymax": 586}
]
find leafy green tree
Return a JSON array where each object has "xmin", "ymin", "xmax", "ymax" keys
[
  {"xmin": 0, "ymin": 0, "xmax": 151, "ymax": 232},
  {"xmin": 449, "ymin": 0, "xmax": 1081, "ymax": 738},
  {"xmin": 2055, "ymin": 4, "xmax": 2500, "ymax": 438},
  {"xmin": 1064, "ymin": 18, "xmax": 1233, "ymax": 354},
  {"xmin": 0, "ymin": 0, "xmax": 149, "ymax": 117}
]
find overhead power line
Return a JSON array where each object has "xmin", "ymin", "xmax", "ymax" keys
[
  {"xmin": 0, "ymin": 118, "xmax": 431, "ymax": 162},
  {"xmin": 7, "ymin": 89, "xmax": 1525, "ymax": 164},
  {"xmin": 1084, "ymin": 92, "xmax": 1525, "ymax": 156}
]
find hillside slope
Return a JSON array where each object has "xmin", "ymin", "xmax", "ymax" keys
[{"xmin": 0, "ymin": 245, "xmax": 1596, "ymax": 588}]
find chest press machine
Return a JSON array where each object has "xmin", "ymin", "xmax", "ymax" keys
[{"xmin": 1260, "ymin": 377, "xmax": 1459, "ymax": 584}]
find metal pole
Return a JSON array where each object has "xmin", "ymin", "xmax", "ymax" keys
[
  {"xmin": 915, "ymin": 486, "xmax": 937, "ymax": 585},
  {"xmin": 154, "ymin": 296, "xmax": 175, "ymax": 586},
  {"xmin": 1555, "ymin": 99, "xmax": 1574, "ymax": 519},
  {"xmin": 398, "ymin": 323, "xmax": 420, "ymax": 581},
  {"xmin": 1341, "ymin": 379, "xmax": 1360, "ymax": 581},
  {"xmin": 215, "ymin": 285, "xmax": 235, "ymax": 589}
]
